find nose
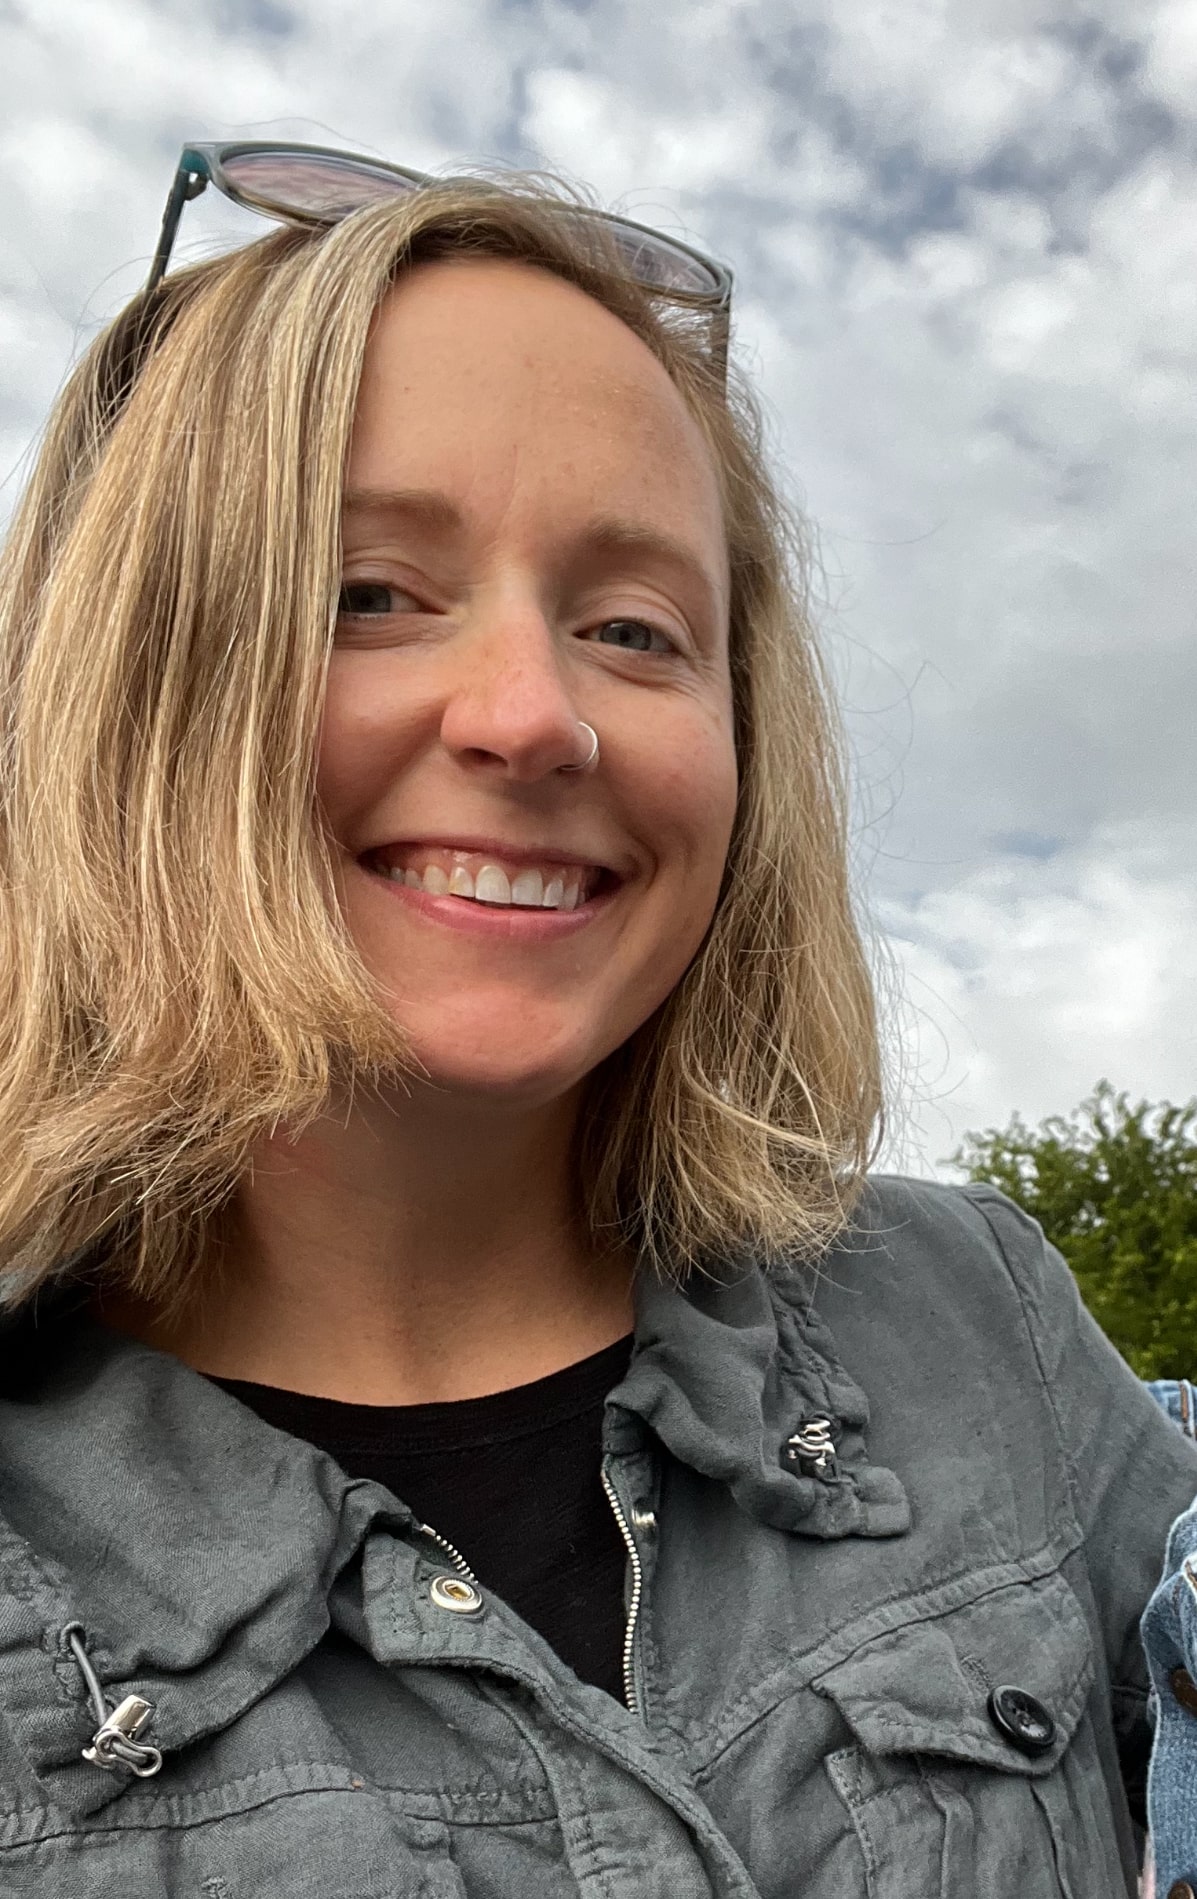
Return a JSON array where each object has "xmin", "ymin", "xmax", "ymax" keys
[{"xmin": 438, "ymin": 593, "xmax": 588, "ymax": 782}]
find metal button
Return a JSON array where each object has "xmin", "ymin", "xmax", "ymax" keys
[
  {"xmin": 1166, "ymin": 1884, "xmax": 1196, "ymax": 1899},
  {"xmin": 429, "ymin": 1574, "xmax": 484, "ymax": 1615},
  {"xmin": 1171, "ymin": 1667, "xmax": 1197, "ymax": 1718},
  {"xmin": 987, "ymin": 1684, "xmax": 1056, "ymax": 1755}
]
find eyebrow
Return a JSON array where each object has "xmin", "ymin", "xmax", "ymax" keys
[
  {"xmin": 575, "ymin": 517, "xmax": 718, "ymax": 591},
  {"xmin": 342, "ymin": 488, "xmax": 722, "ymax": 609},
  {"xmin": 341, "ymin": 488, "xmax": 463, "ymax": 534}
]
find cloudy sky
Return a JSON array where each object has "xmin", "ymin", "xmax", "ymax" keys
[{"xmin": 1, "ymin": 0, "xmax": 1193, "ymax": 1175}]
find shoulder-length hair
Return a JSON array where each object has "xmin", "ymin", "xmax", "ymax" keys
[{"xmin": 0, "ymin": 174, "xmax": 882, "ymax": 1313}]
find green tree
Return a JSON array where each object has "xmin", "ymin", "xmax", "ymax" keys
[{"xmin": 952, "ymin": 1081, "xmax": 1197, "ymax": 1379}]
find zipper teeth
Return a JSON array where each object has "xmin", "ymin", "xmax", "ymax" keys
[
  {"xmin": 419, "ymin": 1523, "xmax": 479, "ymax": 1584},
  {"xmin": 601, "ymin": 1467, "xmax": 643, "ymax": 1715},
  {"xmin": 425, "ymin": 1501, "xmax": 642, "ymax": 1711}
]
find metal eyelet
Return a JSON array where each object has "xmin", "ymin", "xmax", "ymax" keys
[{"xmin": 429, "ymin": 1573, "xmax": 485, "ymax": 1615}]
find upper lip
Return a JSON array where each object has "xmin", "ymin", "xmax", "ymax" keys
[{"xmin": 361, "ymin": 836, "xmax": 618, "ymax": 873}]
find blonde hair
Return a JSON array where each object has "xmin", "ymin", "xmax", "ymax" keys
[{"xmin": 0, "ymin": 174, "xmax": 882, "ymax": 1313}]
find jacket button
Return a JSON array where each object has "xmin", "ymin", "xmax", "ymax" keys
[
  {"xmin": 987, "ymin": 1684, "xmax": 1056, "ymax": 1755},
  {"xmin": 1166, "ymin": 1884, "xmax": 1196, "ymax": 1898},
  {"xmin": 429, "ymin": 1574, "xmax": 485, "ymax": 1615},
  {"xmin": 1171, "ymin": 1667, "xmax": 1197, "ymax": 1718}
]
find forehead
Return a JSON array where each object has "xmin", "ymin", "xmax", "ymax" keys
[{"xmin": 347, "ymin": 258, "xmax": 726, "ymax": 573}]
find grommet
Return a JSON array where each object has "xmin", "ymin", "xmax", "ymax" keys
[
  {"xmin": 429, "ymin": 1573, "xmax": 484, "ymax": 1616},
  {"xmin": 987, "ymin": 1684, "xmax": 1056, "ymax": 1755},
  {"xmin": 1171, "ymin": 1667, "xmax": 1197, "ymax": 1718}
]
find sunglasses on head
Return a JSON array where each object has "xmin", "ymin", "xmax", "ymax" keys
[{"xmin": 146, "ymin": 141, "xmax": 733, "ymax": 374}]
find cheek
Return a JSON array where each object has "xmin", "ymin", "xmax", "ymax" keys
[
  {"xmin": 315, "ymin": 665, "xmax": 411, "ymax": 825},
  {"xmin": 315, "ymin": 672, "xmax": 364, "ymax": 815},
  {"xmin": 644, "ymin": 703, "xmax": 738, "ymax": 918}
]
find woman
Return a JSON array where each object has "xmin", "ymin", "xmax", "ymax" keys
[{"xmin": 0, "ymin": 143, "xmax": 1193, "ymax": 1898}]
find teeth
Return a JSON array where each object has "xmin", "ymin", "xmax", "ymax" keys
[
  {"xmin": 381, "ymin": 856, "xmax": 592, "ymax": 910},
  {"xmin": 474, "ymin": 865, "xmax": 512, "ymax": 905},
  {"xmin": 511, "ymin": 869, "xmax": 545, "ymax": 907}
]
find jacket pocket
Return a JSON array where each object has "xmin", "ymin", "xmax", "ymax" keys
[{"xmin": 815, "ymin": 1569, "xmax": 1128, "ymax": 1899}]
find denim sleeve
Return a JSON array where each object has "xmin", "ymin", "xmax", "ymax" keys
[
  {"xmin": 1140, "ymin": 1381, "xmax": 1197, "ymax": 1892},
  {"xmin": 1145, "ymin": 1380, "xmax": 1197, "ymax": 1441},
  {"xmin": 962, "ymin": 1188, "xmax": 1197, "ymax": 1810}
]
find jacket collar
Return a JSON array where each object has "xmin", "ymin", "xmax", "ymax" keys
[
  {"xmin": 608, "ymin": 1257, "xmax": 909, "ymax": 1539},
  {"xmin": 0, "ymin": 1252, "xmax": 907, "ymax": 1815},
  {"xmin": 0, "ymin": 1298, "xmax": 408, "ymax": 1817}
]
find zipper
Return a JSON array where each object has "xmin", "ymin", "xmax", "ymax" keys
[
  {"xmin": 600, "ymin": 1465, "xmax": 644, "ymax": 1716},
  {"xmin": 419, "ymin": 1523, "xmax": 479, "ymax": 1584},
  {"xmin": 425, "ymin": 1498, "xmax": 645, "ymax": 1712}
]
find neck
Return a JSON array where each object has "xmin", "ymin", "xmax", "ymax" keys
[{"xmin": 98, "ymin": 1080, "xmax": 635, "ymax": 1404}]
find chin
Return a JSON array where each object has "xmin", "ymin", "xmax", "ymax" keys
[
  {"xmin": 421, "ymin": 1067, "xmax": 590, "ymax": 1110},
  {"xmin": 399, "ymin": 1036, "xmax": 600, "ymax": 1107}
]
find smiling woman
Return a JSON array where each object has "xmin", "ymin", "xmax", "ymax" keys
[
  {"xmin": 0, "ymin": 176, "xmax": 872, "ymax": 1317},
  {"xmin": 0, "ymin": 159, "xmax": 1192, "ymax": 1899}
]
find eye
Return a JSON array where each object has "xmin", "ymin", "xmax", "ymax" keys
[
  {"xmin": 337, "ymin": 581, "xmax": 419, "ymax": 619},
  {"xmin": 587, "ymin": 618, "xmax": 675, "ymax": 654}
]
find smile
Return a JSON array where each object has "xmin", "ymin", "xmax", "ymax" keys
[{"xmin": 362, "ymin": 845, "xmax": 612, "ymax": 913}]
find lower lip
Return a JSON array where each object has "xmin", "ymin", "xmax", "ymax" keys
[{"xmin": 358, "ymin": 864, "xmax": 619, "ymax": 939}]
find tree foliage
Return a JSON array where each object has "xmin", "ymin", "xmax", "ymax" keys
[{"xmin": 952, "ymin": 1081, "xmax": 1197, "ymax": 1379}]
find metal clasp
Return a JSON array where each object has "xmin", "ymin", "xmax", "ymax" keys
[
  {"xmin": 81, "ymin": 1695, "xmax": 156, "ymax": 1769},
  {"xmin": 64, "ymin": 1625, "xmax": 164, "ymax": 1779},
  {"xmin": 785, "ymin": 1416, "xmax": 838, "ymax": 1479}
]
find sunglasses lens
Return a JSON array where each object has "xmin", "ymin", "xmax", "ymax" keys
[
  {"xmin": 220, "ymin": 150, "xmax": 421, "ymax": 219},
  {"xmin": 215, "ymin": 150, "xmax": 725, "ymax": 304},
  {"xmin": 607, "ymin": 226, "xmax": 724, "ymax": 298}
]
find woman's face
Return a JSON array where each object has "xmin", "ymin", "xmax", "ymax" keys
[{"xmin": 318, "ymin": 256, "xmax": 736, "ymax": 1106}]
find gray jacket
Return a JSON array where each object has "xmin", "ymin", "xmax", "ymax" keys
[{"xmin": 1, "ymin": 1177, "xmax": 1194, "ymax": 1897}]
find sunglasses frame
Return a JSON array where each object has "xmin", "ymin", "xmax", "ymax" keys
[{"xmin": 145, "ymin": 141, "xmax": 733, "ymax": 373}]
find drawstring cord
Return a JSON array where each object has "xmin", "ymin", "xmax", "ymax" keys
[{"xmin": 63, "ymin": 1624, "xmax": 163, "ymax": 1778}]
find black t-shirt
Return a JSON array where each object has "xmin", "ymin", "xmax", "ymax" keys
[{"xmin": 210, "ymin": 1333, "xmax": 635, "ymax": 1702}]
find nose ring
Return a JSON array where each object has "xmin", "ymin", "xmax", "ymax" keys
[{"xmin": 560, "ymin": 722, "xmax": 599, "ymax": 774}]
